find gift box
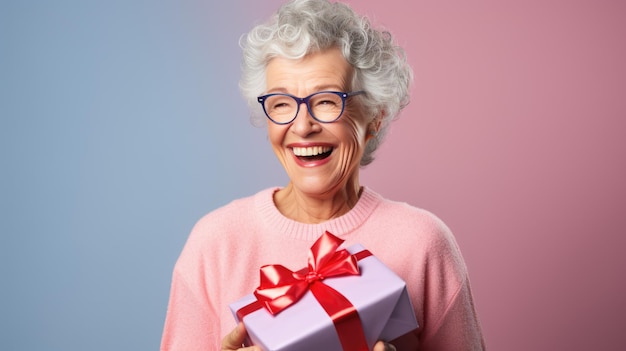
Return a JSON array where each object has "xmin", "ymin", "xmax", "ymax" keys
[{"xmin": 229, "ymin": 232, "xmax": 418, "ymax": 351}]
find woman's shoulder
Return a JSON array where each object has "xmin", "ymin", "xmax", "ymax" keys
[
  {"xmin": 185, "ymin": 187, "xmax": 277, "ymax": 242},
  {"xmin": 365, "ymin": 188, "xmax": 460, "ymax": 254},
  {"xmin": 364, "ymin": 189, "xmax": 468, "ymax": 277},
  {"xmin": 368, "ymin": 190, "xmax": 450, "ymax": 234}
]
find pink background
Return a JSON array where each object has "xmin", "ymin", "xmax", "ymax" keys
[{"xmin": 346, "ymin": 0, "xmax": 626, "ymax": 349}]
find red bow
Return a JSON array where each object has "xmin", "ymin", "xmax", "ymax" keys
[
  {"xmin": 254, "ymin": 231, "xmax": 360, "ymax": 315},
  {"xmin": 252, "ymin": 231, "xmax": 369, "ymax": 351}
]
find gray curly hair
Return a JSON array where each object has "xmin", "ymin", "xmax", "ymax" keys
[{"xmin": 239, "ymin": 0, "xmax": 413, "ymax": 166}]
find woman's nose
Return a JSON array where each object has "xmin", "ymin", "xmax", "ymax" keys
[{"xmin": 290, "ymin": 104, "xmax": 321, "ymax": 136}]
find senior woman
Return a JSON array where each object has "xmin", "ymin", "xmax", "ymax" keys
[{"xmin": 161, "ymin": 0, "xmax": 484, "ymax": 350}]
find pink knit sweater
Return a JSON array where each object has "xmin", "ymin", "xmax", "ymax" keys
[{"xmin": 161, "ymin": 187, "xmax": 485, "ymax": 350}]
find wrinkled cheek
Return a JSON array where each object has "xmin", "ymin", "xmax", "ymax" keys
[
  {"xmin": 267, "ymin": 127, "xmax": 290, "ymax": 167},
  {"xmin": 338, "ymin": 137, "xmax": 365, "ymax": 173}
]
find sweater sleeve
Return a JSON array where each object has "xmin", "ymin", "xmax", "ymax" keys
[
  {"xmin": 420, "ymin": 278, "xmax": 485, "ymax": 350},
  {"xmin": 160, "ymin": 218, "xmax": 224, "ymax": 351},
  {"xmin": 160, "ymin": 266, "xmax": 218, "ymax": 351},
  {"xmin": 417, "ymin": 216, "xmax": 485, "ymax": 350}
]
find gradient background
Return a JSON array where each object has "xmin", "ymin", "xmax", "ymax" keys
[{"xmin": 1, "ymin": 0, "xmax": 624, "ymax": 350}]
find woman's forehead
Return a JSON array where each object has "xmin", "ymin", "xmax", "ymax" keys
[{"xmin": 265, "ymin": 49, "xmax": 353, "ymax": 92}]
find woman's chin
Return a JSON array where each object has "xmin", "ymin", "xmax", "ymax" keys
[{"xmin": 289, "ymin": 178, "xmax": 343, "ymax": 198}]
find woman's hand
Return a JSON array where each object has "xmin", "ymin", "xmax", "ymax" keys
[
  {"xmin": 221, "ymin": 323, "xmax": 262, "ymax": 351},
  {"xmin": 373, "ymin": 340, "xmax": 397, "ymax": 351},
  {"xmin": 222, "ymin": 323, "xmax": 397, "ymax": 351}
]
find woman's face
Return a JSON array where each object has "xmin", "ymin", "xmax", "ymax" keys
[{"xmin": 264, "ymin": 47, "xmax": 371, "ymax": 198}]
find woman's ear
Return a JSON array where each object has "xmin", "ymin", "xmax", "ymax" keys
[{"xmin": 366, "ymin": 114, "xmax": 383, "ymax": 141}]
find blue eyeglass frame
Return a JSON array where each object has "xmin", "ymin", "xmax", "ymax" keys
[{"xmin": 257, "ymin": 90, "xmax": 365, "ymax": 125}]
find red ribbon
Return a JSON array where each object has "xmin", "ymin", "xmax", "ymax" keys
[{"xmin": 238, "ymin": 231, "xmax": 372, "ymax": 351}]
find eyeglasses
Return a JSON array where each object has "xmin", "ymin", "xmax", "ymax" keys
[{"xmin": 257, "ymin": 91, "xmax": 365, "ymax": 125}]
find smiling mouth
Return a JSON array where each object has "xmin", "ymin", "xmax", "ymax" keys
[{"xmin": 292, "ymin": 146, "xmax": 333, "ymax": 161}]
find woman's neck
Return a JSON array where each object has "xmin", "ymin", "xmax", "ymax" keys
[{"xmin": 273, "ymin": 180, "xmax": 362, "ymax": 224}]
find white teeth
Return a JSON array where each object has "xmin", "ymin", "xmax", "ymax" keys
[{"xmin": 292, "ymin": 146, "xmax": 332, "ymax": 156}]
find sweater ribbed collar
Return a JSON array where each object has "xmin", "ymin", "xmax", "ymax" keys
[{"xmin": 255, "ymin": 186, "xmax": 382, "ymax": 241}]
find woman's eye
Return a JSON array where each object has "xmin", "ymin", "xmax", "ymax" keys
[
  {"xmin": 269, "ymin": 98, "xmax": 294, "ymax": 111},
  {"xmin": 315, "ymin": 99, "xmax": 338, "ymax": 107},
  {"xmin": 273, "ymin": 102, "xmax": 290, "ymax": 109}
]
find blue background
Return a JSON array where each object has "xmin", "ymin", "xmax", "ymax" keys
[{"xmin": 1, "ymin": 1, "xmax": 284, "ymax": 349}]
